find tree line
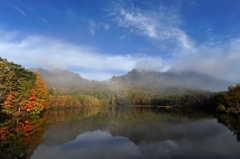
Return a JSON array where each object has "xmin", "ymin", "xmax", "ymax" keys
[{"xmin": 47, "ymin": 86, "xmax": 214, "ymax": 108}]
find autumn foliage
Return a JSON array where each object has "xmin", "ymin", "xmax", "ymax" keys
[
  {"xmin": 19, "ymin": 73, "xmax": 49, "ymax": 115},
  {"xmin": 215, "ymin": 83, "xmax": 240, "ymax": 112},
  {"xmin": 0, "ymin": 57, "xmax": 49, "ymax": 116},
  {"xmin": 48, "ymin": 94, "xmax": 99, "ymax": 108}
]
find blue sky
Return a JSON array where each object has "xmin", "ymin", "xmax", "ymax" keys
[{"xmin": 0, "ymin": 0, "xmax": 240, "ymax": 82}]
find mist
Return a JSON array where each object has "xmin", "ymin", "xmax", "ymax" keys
[{"xmin": 169, "ymin": 52, "xmax": 240, "ymax": 83}]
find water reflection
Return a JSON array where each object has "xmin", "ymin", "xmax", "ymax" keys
[
  {"xmin": 0, "ymin": 118, "xmax": 45, "ymax": 159},
  {"xmin": 32, "ymin": 130, "xmax": 141, "ymax": 159},
  {"xmin": 1, "ymin": 107, "xmax": 240, "ymax": 159}
]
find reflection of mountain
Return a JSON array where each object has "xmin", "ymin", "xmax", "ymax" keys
[
  {"xmin": 36, "ymin": 107, "xmax": 240, "ymax": 159},
  {"xmin": 41, "ymin": 107, "xmax": 216, "ymax": 146},
  {"xmin": 3, "ymin": 107, "xmax": 240, "ymax": 159}
]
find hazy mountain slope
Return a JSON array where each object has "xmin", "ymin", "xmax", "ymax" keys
[
  {"xmin": 177, "ymin": 71, "xmax": 234, "ymax": 92},
  {"xmin": 106, "ymin": 69, "xmax": 233, "ymax": 92},
  {"xmin": 29, "ymin": 68, "xmax": 233, "ymax": 92},
  {"xmin": 29, "ymin": 68, "xmax": 102, "ymax": 91}
]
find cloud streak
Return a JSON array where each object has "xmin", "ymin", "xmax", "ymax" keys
[
  {"xmin": 10, "ymin": 4, "xmax": 27, "ymax": 16},
  {"xmin": 38, "ymin": 17, "xmax": 48, "ymax": 24}
]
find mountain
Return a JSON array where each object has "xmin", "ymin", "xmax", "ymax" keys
[
  {"xmin": 29, "ymin": 68, "xmax": 234, "ymax": 92},
  {"xmin": 106, "ymin": 69, "xmax": 234, "ymax": 92},
  {"xmin": 28, "ymin": 68, "xmax": 103, "ymax": 91}
]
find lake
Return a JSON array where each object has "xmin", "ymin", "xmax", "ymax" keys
[{"xmin": 1, "ymin": 106, "xmax": 240, "ymax": 159}]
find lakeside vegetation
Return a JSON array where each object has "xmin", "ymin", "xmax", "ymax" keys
[
  {"xmin": 215, "ymin": 84, "xmax": 240, "ymax": 113},
  {"xmin": 1, "ymin": 57, "xmax": 240, "ymax": 118},
  {"xmin": 49, "ymin": 86, "xmax": 213, "ymax": 107}
]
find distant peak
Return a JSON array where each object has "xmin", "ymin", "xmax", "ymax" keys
[
  {"xmin": 131, "ymin": 68, "xmax": 138, "ymax": 72},
  {"xmin": 127, "ymin": 69, "xmax": 139, "ymax": 75}
]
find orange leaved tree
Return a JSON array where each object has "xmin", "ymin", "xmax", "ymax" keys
[{"xmin": 20, "ymin": 73, "xmax": 49, "ymax": 115}]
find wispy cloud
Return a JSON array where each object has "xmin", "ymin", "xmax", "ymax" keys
[
  {"xmin": 113, "ymin": 8, "xmax": 158, "ymax": 38},
  {"xmin": 10, "ymin": 4, "xmax": 27, "ymax": 16},
  {"xmin": 38, "ymin": 17, "xmax": 48, "ymax": 25},
  {"xmin": 0, "ymin": 30, "xmax": 19, "ymax": 42},
  {"xmin": 120, "ymin": 35, "xmax": 125, "ymax": 40},
  {"xmin": 89, "ymin": 20, "xmax": 96, "ymax": 35},
  {"xmin": 89, "ymin": 20, "xmax": 110, "ymax": 35},
  {"xmin": 111, "ymin": 5, "xmax": 196, "ymax": 57},
  {"xmin": 67, "ymin": 9, "xmax": 76, "ymax": 18}
]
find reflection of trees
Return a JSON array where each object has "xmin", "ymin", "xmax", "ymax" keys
[
  {"xmin": 217, "ymin": 113, "xmax": 240, "ymax": 141},
  {"xmin": 42, "ymin": 107, "xmax": 99, "ymax": 124},
  {"xmin": 40, "ymin": 107, "xmax": 215, "ymax": 146},
  {"xmin": 0, "ymin": 118, "xmax": 45, "ymax": 159}
]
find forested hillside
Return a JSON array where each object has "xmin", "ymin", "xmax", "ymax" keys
[
  {"xmin": 0, "ymin": 58, "xmax": 49, "ymax": 116},
  {"xmin": 29, "ymin": 68, "xmax": 220, "ymax": 108}
]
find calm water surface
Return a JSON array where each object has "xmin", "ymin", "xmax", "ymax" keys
[{"xmin": 1, "ymin": 107, "xmax": 240, "ymax": 159}]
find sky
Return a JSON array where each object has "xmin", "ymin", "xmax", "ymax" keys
[{"xmin": 0, "ymin": 0, "xmax": 240, "ymax": 82}]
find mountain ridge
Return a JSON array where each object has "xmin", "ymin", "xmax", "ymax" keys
[
  {"xmin": 28, "ymin": 68, "xmax": 104, "ymax": 91},
  {"xmin": 107, "ymin": 69, "xmax": 233, "ymax": 92},
  {"xmin": 29, "ymin": 68, "xmax": 234, "ymax": 92}
]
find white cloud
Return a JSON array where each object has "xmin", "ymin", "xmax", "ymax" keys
[
  {"xmin": 116, "ymin": 8, "xmax": 158, "ymax": 38},
  {"xmin": 170, "ymin": 39, "xmax": 240, "ymax": 82},
  {"xmin": 0, "ymin": 31, "xmax": 167, "ymax": 81},
  {"xmin": 1, "ymin": 30, "xmax": 239, "ymax": 82}
]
